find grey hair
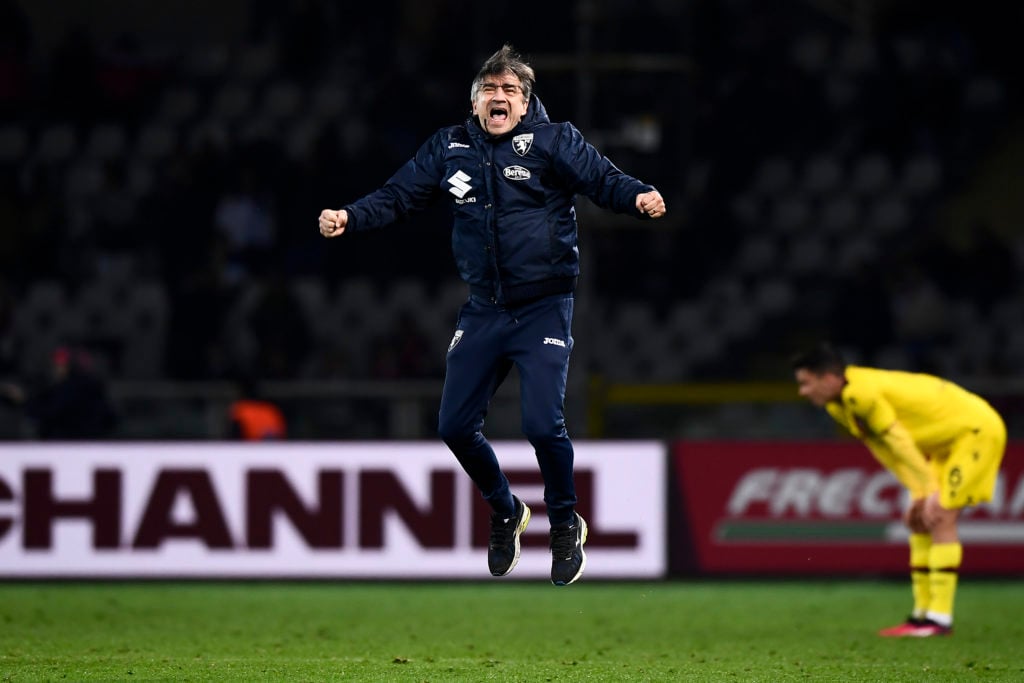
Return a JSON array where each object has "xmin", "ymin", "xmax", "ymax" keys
[{"xmin": 470, "ymin": 44, "xmax": 535, "ymax": 101}]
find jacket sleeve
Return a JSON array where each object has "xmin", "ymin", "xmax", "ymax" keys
[
  {"xmin": 343, "ymin": 132, "xmax": 445, "ymax": 231},
  {"xmin": 551, "ymin": 123, "xmax": 655, "ymax": 216}
]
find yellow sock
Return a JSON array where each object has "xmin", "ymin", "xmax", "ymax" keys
[
  {"xmin": 909, "ymin": 534, "xmax": 931, "ymax": 619},
  {"xmin": 927, "ymin": 542, "xmax": 962, "ymax": 626}
]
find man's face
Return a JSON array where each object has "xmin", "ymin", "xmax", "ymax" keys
[
  {"xmin": 472, "ymin": 71, "xmax": 529, "ymax": 136},
  {"xmin": 794, "ymin": 368, "xmax": 844, "ymax": 407}
]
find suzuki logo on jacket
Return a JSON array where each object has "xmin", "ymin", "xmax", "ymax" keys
[{"xmin": 447, "ymin": 170, "xmax": 473, "ymax": 198}]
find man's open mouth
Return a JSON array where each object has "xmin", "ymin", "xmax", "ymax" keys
[{"xmin": 489, "ymin": 107, "xmax": 508, "ymax": 122}]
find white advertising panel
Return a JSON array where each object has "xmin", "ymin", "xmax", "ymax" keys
[{"xmin": 0, "ymin": 442, "xmax": 666, "ymax": 579}]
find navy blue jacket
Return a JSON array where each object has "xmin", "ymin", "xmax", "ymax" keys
[{"xmin": 343, "ymin": 95, "xmax": 655, "ymax": 305}]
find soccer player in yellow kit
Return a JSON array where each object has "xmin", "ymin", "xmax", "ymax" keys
[{"xmin": 792, "ymin": 343, "xmax": 1006, "ymax": 637}]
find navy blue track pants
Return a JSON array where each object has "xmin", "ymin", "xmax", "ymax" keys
[{"xmin": 437, "ymin": 293, "xmax": 576, "ymax": 525}]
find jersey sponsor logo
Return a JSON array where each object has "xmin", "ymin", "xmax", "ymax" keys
[
  {"xmin": 543, "ymin": 337, "xmax": 566, "ymax": 348},
  {"xmin": 512, "ymin": 133, "xmax": 533, "ymax": 157},
  {"xmin": 503, "ymin": 165, "xmax": 531, "ymax": 181},
  {"xmin": 446, "ymin": 170, "xmax": 473, "ymax": 198},
  {"xmin": 448, "ymin": 142, "xmax": 471, "ymax": 149},
  {"xmin": 448, "ymin": 329, "xmax": 464, "ymax": 352}
]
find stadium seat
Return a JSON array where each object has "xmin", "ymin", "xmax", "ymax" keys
[
  {"xmin": 819, "ymin": 193, "xmax": 861, "ymax": 235},
  {"xmin": 872, "ymin": 344, "xmax": 913, "ymax": 370},
  {"xmin": 135, "ymin": 124, "xmax": 179, "ymax": 161},
  {"xmin": 64, "ymin": 159, "xmax": 105, "ymax": 199},
  {"xmin": 290, "ymin": 276, "xmax": 331, "ymax": 338},
  {"xmin": 729, "ymin": 192, "xmax": 762, "ymax": 227},
  {"xmin": 120, "ymin": 282, "xmax": 169, "ymax": 378},
  {"xmin": 664, "ymin": 301, "xmax": 707, "ymax": 337},
  {"xmin": 823, "ymin": 72, "xmax": 859, "ymax": 110},
  {"xmin": 999, "ymin": 321, "xmax": 1024, "ymax": 370},
  {"xmin": 645, "ymin": 351, "xmax": 692, "ymax": 382},
  {"xmin": 0, "ymin": 126, "xmax": 30, "ymax": 164},
  {"xmin": 751, "ymin": 278, "xmax": 796, "ymax": 318},
  {"xmin": 309, "ymin": 84, "xmax": 349, "ymax": 121},
  {"xmin": 124, "ymin": 158, "xmax": 155, "ymax": 198},
  {"xmin": 864, "ymin": 195, "xmax": 911, "ymax": 235},
  {"xmin": 684, "ymin": 161, "xmax": 710, "ymax": 199},
  {"xmin": 32, "ymin": 124, "xmax": 78, "ymax": 165},
  {"xmin": 899, "ymin": 155, "xmax": 942, "ymax": 197},
  {"xmin": 750, "ymin": 156, "xmax": 794, "ymax": 197},
  {"xmin": 769, "ymin": 195, "xmax": 811, "ymax": 234},
  {"xmin": 73, "ymin": 281, "xmax": 133, "ymax": 338},
  {"xmin": 284, "ymin": 115, "xmax": 323, "ymax": 161},
  {"xmin": 187, "ymin": 117, "xmax": 231, "ymax": 151},
  {"xmin": 789, "ymin": 32, "xmax": 830, "ymax": 74},
  {"xmin": 685, "ymin": 327, "xmax": 727, "ymax": 366},
  {"xmin": 734, "ymin": 236, "xmax": 779, "ymax": 277},
  {"xmin": 236, "ymin": 117, "xmax": 276, "ymax": 145},
  {"xmin": 154, "ymin": 87, "xmax": 200, "ymax": 126},
  {"xmin": 717, "ymin": 301, "xmax": 759, "ymax": 341},
  {"xmin": 964, "ymin": 75, "xmax": 1005, "ymax": 111},
  {"xmin": 11, "ymin": 281, "xmax": 68, "ymax": 375},
  {"xmin": 785, "ymin": 236, "xmax": 831, "ymax": 276},
  {"xmin": 799, "ymin": 155, "xmax": 843, "ymax": 196},
  {"xmin": 837, "ymin": 37, "xmax": 879, "ymax": 75},
  {"xmin": 834, "ymin": 236, "xmax": 880, "ymax": 275},
  {"xmin": 850, "ymin": 154, "xmax": 894, "ymax": 197},
  {"xmin": 210, "ymin": 83, "xmax": 253, "ymax": 122},
  {"xmin": 182, "ymin": 43, "xmax": 230, "ymax": 83},
  {"xmin": 231, "ymin": 43, "xmax": 278, "ymax": 84},
  {"xmin": 325, "ymin": 278, "xmax": 382, "ymax": 370},
  {"xmin": 83, "ymin": 124, "xmax": 128, "ymax": 162},
  {"xmin": 261, "ymin": 81, "xmax": 304, "ymax": 120},
  {"xmin": 703, "ymin": 275, "xmax": 746, "ymax": 310},
  {"xmin": 892, "ymin": 37, "xmax": 927, "ymax": 71},
  {"xmin": 219, "ymin": 280, "xmax": 264, "ymax": 369}
]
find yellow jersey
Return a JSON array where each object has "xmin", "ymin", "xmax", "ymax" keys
[{"xmin": 825, "ymin": 366, "xmax": 1001, "ymax": 498}]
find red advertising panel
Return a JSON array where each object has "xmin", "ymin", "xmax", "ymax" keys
[{"xmin": 672, "ymin": 441, "xmax": 1024, "ymax": 575}]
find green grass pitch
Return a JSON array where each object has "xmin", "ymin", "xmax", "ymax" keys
[{"xmin": 1, "ymin": 580, "xmax": 1022, "ymax": 681}]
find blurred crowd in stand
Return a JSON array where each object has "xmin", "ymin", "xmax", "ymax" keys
[{"xmin": 0, "ymin": 0, "xmax": 1022, "ymax": 439}]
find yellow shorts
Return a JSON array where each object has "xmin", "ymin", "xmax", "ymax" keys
[{"xmin": 933, "ymin": 411, "xmax": 1007, "ymax": 509}]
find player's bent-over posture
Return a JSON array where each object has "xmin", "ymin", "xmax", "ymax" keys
[
  {"xmin": 792, "ymin": 343, "xmax": 1006, "ymax": 636},
  {"xmin": 318, "ymin": 45, "xmax": 666, "ymax": 585}
]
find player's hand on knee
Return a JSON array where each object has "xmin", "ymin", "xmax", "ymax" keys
[
  {"xmin": 904, "ymin": 497, "xmax": 928, "ymax": 533},
  {"xmin": 921, "ymin": 492, "xmax": 951, "ymax": 531}
]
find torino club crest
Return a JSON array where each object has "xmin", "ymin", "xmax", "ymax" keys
[{"xmin": 512, "ymin": 133, "xmax": 533, "ymax": 157}]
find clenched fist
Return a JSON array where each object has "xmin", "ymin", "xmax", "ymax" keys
[
  {"xmin": 636, "ymin": 190, "xmax": 666, "ymax": 219},
  {"xmin": 318, "ymin": 209, "xmax": 348, "ymax": 238}
]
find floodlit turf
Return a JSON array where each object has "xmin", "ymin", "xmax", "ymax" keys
[{"xmin": 0, "ymin": 580, "xmax": 1022, "ymax": 681}]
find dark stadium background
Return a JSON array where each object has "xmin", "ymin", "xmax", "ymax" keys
[{"xmin": 1, "ymin": 0, "xmax": 1021, "ymax": 441}]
